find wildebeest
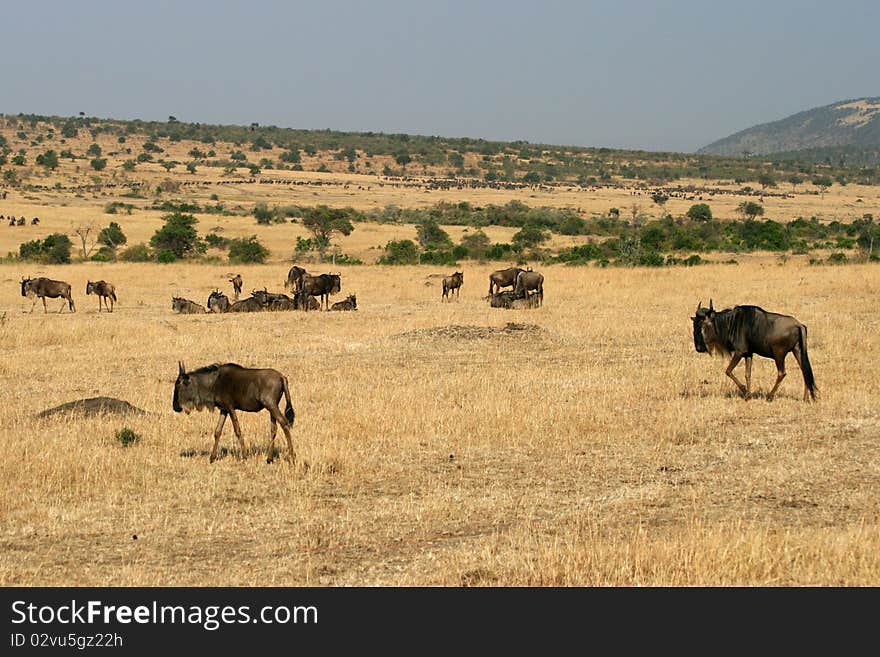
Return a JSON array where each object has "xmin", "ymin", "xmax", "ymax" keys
[
  {"xmin": 172, "ymin": 296, "xmax": 206, "ymax": 314},
  {"xmin": 509, "ymin": 294, "xmax": 541, "ymax": 310},
  {"xmin": 173, "ymin": 362, "xmax": 295, "ymax": 463},
  {"xmin": 207, "ymin": 290, "xmax": 231, "ymax": 313},
  {"xmin": 488, "ymin": 291, "xmax": 522, "ymax": 308},
  {"xmin": 229, "ymin": 274, "xmax": 243, "ymax": 300},
  {"xmin": 16, "ymin": 217, "xmax": 25, "ymax": 226},
  {"xmin": 300, "ymin": 273, "xmax": 341, "ymax": 311},
  {"xmin": 330, "ymin": 294, "xmax": 357, "ymax": 311},
  {"xmin": 252, "ymin": 288, "xmax": 296, "ymax": 311},
  {"xmin": 488, "ymin": 267, "xmax": 525, "ymax": 296},
  {"xmin": 86, "ymin": 280, "xmax": 117, "ymax": 312},
  {"xmin": 514, "ymin": 270, "xmax": 544, "ymax": 306},
  {"xmin": 297, "ymin": 294, "xmax": 320, "ymax": 311},
  {"xmin": 692, "ymin": 300, "xmax": 817, "ymax": 402},
  {"xmin": 21, "ymin": 277, "xmax": 76, "ymax": 313},
  {"xmin": 284, "ymin": 265, "xmax": 308, "ymax": 293},
  {"xmin": 31, "ymin": 217, "xmax": 39, "ymax": 225},
  {"xmin": 230, "ymin": 295, "xmax": 265, "ymax": 312},
  {"xmin": 442, "ymin": 272, "xmax": 463, "ymax": 301}
]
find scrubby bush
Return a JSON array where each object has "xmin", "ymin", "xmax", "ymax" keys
[{"xmin": 228, "ymin": 236, "xmax": 269, "ymax": 264}]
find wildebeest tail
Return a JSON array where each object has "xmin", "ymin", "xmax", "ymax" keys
[
  {"xmin": 799, "ymin": 325, "xmax": 817, "ymax": 400},
  {"xmin": 111, "ymin": 289, "xmax": 117, "ymax": 302},
  {"xmin": 282, "ymin": 376, "xmax": 295, "ymax": 424}
]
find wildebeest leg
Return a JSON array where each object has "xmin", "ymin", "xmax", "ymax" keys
[
  {"xmin": 210, "ymin": 412, "xmax": 228, "ymax": 463},
  {"xmin": 791, "ymin": 348, "xmax": 809, "ymax": 401},
  {"xmin": 725, "ymin": 353, "xmax": 748, "ymax": 397},
  {"xmin": 744, "ymin": 356, "xmax": 753, "ymax": 399},
  {"xmin": 269, "ymin": 404, "xmax": 295, "ymax": 463},
  {"xmin": 267, "ymin": 415, "xmax": 278, "ymax": 463},
  {"xmin": 228, "ymin": 410, "xmax": 248, "ymax": 459},
  {"xmin": 766, "ymin": 355, "xmax": 787, "ymax": 402}
]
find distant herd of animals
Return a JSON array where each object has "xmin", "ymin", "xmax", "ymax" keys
[
  {"xmin": 15, "ymin": 264, "xmax": 818, "ymax": 464},
  {"xmin": 2, "ymin": 215, "xmax": 39, "ymax": 226}
]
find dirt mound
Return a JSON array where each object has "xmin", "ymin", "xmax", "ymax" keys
[
  {"xmin": 394, "ymin": 322, "xmax": 542, "ymax": 341},
  {"xmin": 36, "ymin": 397, "xmax": 148, "ymax": 419}
]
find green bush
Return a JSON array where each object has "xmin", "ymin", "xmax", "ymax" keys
[
  {"xmin": 227, "ymin": 236, "xmax": 269, "ymax": 264},
  {"xmin": 115, "ymin": 427, "xmax": 141, "ymax": 447},
  {"xmin": 156, "ymin": 249, "xmax": 177, "ymax": 263},
  {"xmin": 118, "ymin": 243, "xmax": 151, "ymax": 262},
  {"xmin": 19, "ymin": 233, "xmax": 72, "ymax": 264},
  {"xmin": 150, "ymin": 212, "xmax": 202, "ymax": 259},
  {"xmin": 379, "ymin": 239, "xmax": 420, "ymax": 264}
]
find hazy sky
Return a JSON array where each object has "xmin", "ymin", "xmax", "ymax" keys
[{"xmin": 4, "ymin": 0, "xmax": 877, "ymax": 152}]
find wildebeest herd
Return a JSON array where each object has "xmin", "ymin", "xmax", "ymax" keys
[{"xmin": 15, "ymin": 263, "xmax": 819, "ymax": 466}]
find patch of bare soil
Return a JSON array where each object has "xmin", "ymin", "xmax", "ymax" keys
[
  {"xmin": 35, "ymin": 397, "xmax": 148, "ymax": 419},
  {"xmin": 393, "ymin": 322, "xmax": 543, "ymax": 340}
]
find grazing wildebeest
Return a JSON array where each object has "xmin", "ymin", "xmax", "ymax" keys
[
  {"xmin": 86, "ymin": 280, "xmax": 117, "ymax": 312},
  {"xmin": 330, "ymin": 294, "xmax": 357, "ymax": 311},
  {"xmin": 229, "ymin": 274, "xmax": 243, "ymax": 300},
  {"xmin": 514, "ymin": 270, "xmax": 544, "ymax": 306},
  {"xmin": 284, "ymin": 265, "xmax": 308, "ymax": 293},
  {"xmin": 17, "ymin": 217, "xmax": 25, "ymax": 226},
  {"xmin": 692, "ymin": 300, "xmax": 817, "ymax": 402},
  {"xmin": 300, "ymin": 273, "xmax": 341, "ymax": 311},
  {"xmin": 171, "ymin": 296, "xmax": 206, "ymax": 314},
  {"xmin": 488, "ymin": 267, "xmax": 525, "ymax": 296},
  {"xmin": 21, "ymin": 277, "xmax": 76, "ymax": 313},
  {"xmin": 173, "ymin": 362, "xmax": 295, "ymax": 463},
  {"xmin": 230, "ymin": 295, "xmax": 265, "ymax": 312},
  {"xmin": 442, "ymin": 272, "xmax": 463, "ymax": 301},
  {"xmin": 207, "ymin": 290, "xmax": 231, "ymax": 313},
  {"xmin": 31, "ymin": 217, "xmax": 39, "ymax": 225}
]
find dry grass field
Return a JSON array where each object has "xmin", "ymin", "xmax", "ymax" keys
[
  {"xmin": 1, "ymin": 121, "xmax": 879, "ymax": 586},
  {"xmin": 1, "ymin": 259, "xmax": 878, "ymax": 586}
]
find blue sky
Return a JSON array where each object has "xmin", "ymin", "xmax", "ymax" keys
[{"xmin": 4, "ymin": 0, "xmax": 878, "ymax": 152}]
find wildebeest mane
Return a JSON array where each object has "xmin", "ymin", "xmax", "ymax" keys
[
  {"xmin": 188, "ymin": 362, "xmax": 244, "ymax": 375},
  {"xmin": 707, "ymin": 305, "xmax": 769, "ymax": 357}
]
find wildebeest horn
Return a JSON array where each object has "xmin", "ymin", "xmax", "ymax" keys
[
  {"xmin": 697, "ymin": 300, "xmax": 702, "ymax": 313},
  {"xmin": 178, "ymin": 361, "xmax": 186, "ymax": 376},
  {"xmin": 709, "ymin": 299, "xmax": 714, "ymax": 311}
]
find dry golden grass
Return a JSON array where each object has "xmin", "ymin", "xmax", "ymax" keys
[{"xmin": 1, "ymin": 260, "xmax": 878, "ymax": 586}]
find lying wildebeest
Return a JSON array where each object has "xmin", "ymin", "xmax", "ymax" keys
[
  {"xmin": 172, "ymin": 296, "xmax": 206, "ymax": 314},
  {"xmin": 207, "ymin": 290, "xmax": 231, "ymax": 313},
  {"xmin": 284, "ymin": 265, "xmax": 308, "ymax": 293},
  {"xmin": 86, "ymin": 280, "xmax": 117, "ymax": 312},
  {"xmin": 300, "ymin": 273, "xmax": 341, "ymax": 311},
  {"xmin": 488, "ymin": 291, "xmax": 522, "ymax": 308},
  {"xmin": 252, "ymin": 288, "xmax": 296, "ymax": 311},
  {"xmin": 514, "ymin": 270, "xmax": 544, "ymax": 306},
  {"xmin": 692, "ymin": 300, "xmax": 817, "ymax": 402},
  {"xmin": 230, "ymin": 295, "xmax": 265, "ymax": 312},
  {"xmin": 173, "ymin": 362, "xmax": 295, "ymax": 464},
  {"xmin": 229, "ymin": 274, "xmax": 243, "ymax": 300},
  {"xmin": 488, "ymin": 267, "xmax": 525, "ymax": 296},
  {"xmin": 442, "ymin": 272, "xmax": 463, "ymax": 301},
  {"xmin": 330, "ymin": 294, "xmax": 357, "ymax": 311},
  {"xmin": 297, "ymin": 294, "xmax": 320, "ymax": 311},
  {"xmin": 21, "ymin": 276, "xmax": 76, "ymax": 313},
  {"xmin": 509, "ymin": 294, "xmax": 541, "ymax": 310}
]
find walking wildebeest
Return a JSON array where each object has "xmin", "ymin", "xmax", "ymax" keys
[
  {"xmin": 514, "ymin": 270, "xmax": 544, "ymax": 306},
  {"xmin": 172, "ymin": 296, "xmax": 206, "ymax": 314},
  {"xmin": 86, "ymin": 280, "xmax": 117, "ymax": 313},
  {"xmin": 692, "ymin": 300, "xmax": 817, "ymax": 402},
  {"xmin": 229, "ymin": 274, "xmax": 243, "ymax": 300},
  {"xmin": 488, "ymin": 267, "xmax": 525, "ymax": 296},
  {"xmin": 173, "ymin": 362, "xmax": 296, "ymax": 463},
  {"xmin": 284, "ymin": 265, "xmax": 308, "ymax": 293},
  {"xmin": 207, "ymin": 290, "xmax": 231, "ymax": 313},
  {"xmin": 300, "ymin": 273, "xmax": 341, "ymax": 311},
  {"xmin": 21, "ymin": 277, "xmax": 76, "ymax": 313},
  {"xmin": 330, "ymin": 294, "xmax": 357, "ymax": 311},
  {"xmin": 442, "ymin": 272, "xmax": 463, "ymax": 301}
]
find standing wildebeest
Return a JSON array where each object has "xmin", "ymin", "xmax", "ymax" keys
[
  {"xmin": 442, "ymin": 272, "xmax": 463, "ymax": 301},
  {"xmin": 171, "ymin": 296, "xmax": 206, "ymax": 314},
  {"xmin": 207, "ymin": 290, "xmax": 231, "ymax": 313},
  {"xmin": 21, "ymin": 277, "xmax": 76, "ymax": 313},
  {"xmin": 86, "ymin": 280, "xmax": 117, "ymax": 312},
  {"xmin": 284, "ymin": 265, "xmax": 308, "ymax": 293},
  {"xmin": 173, "ymin": 362, "xmax": 295, "ymax": 463},
  {"xmin": 692, "ymin": 300, "xmax": 817, "ymax": 402},
  {"xmin": 514, "ymin": 270, "xmax": 544, "ymax": 306},
  {"xmin": 300, "ymin": 273, "xmax": 341, "ymax": 311},
  {"xmin": 488, "ymin": 267, "xmax": 525, "ymax": 296},
  {"xmin": 330, "ymin": 294, "xmax": 357, "ymax": 311},
  {"xmin": 229, "ymin": 274, "xmax": 243, "ymax": 300}
]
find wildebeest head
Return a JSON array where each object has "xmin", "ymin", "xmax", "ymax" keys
[
  {"xmin": 329, "ymin": 274, "xmax": 341, "ymax": 295},
  {"xmin": 20, "ymin": 277, "xmax": 32, "ymax": 297},
  {"xmin": 172, "ymin": 361, "xmax": 210, "ymax": 414},
  {"xmin": 692, "ymin": 300, "xmax": 715, "ymax": 353},
  {"xmin": 86, "ymin": 281, "xmax": 96, "ymax": 295}
]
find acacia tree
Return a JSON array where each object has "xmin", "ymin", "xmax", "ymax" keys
[
  {"xmin": 651, "ymin": 192, "xmax": 669, "ymax": 218},
  {"xmin": 299, "ymin": 206, "xmax": 354, "ymax": 261},
  {"xmin": 737, "ymin": 201, "xmax": 765, "ymax": 221},
  {"xmin": 73, "ymin": 223, "xmax": 99, "ymax": 259}
]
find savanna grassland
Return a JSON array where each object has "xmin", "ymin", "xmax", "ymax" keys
[{"xmin": 0, "ymin": 117, "xmax": 879, "ymax": 586}]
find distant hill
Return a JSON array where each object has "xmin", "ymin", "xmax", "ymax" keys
[{"xmin": 698, "ymin": 98, "xmax": 880, "ymax": 164}]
